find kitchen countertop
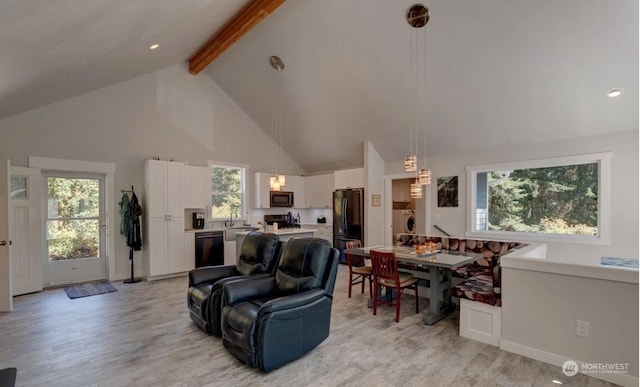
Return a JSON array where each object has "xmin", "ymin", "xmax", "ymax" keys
[
  {"xmin": 184, "ymin": 226, "xmax": 257, "ymax": 233},
  {"xmin": 235, "ymin": 228, "xmax": 318, "ymax": 236},
  {"xmin": 184, "ymin": 228, "xmax": 225, "ymax": 233}
]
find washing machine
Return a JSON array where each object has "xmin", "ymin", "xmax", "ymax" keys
[{"xmin": 392, "ymin": 210, "xmax": 416, "ymax": 235}]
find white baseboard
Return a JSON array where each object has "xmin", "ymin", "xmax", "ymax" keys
[{"xmin": 500, "ymin": 340, "xmax": 639, "ymax": 387}]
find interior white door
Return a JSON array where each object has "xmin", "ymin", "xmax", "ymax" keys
[
  {"xmin": 10, "ymin": 166, "xmax": 43, "ymax": 295},
  {"xmin": 0, "ymin": 159, "xmax": 13, "ymax": 311}
]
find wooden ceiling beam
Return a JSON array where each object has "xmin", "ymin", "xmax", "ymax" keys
[{"xmin": 188, "ymin": 0, "xmax": 286, "ymax": 75}]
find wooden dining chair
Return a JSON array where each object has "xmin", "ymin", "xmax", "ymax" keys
[
  {"xmin": 370, "ymin": 249, "xmax": 419, "ymax": 323},
  {"xmin": 345, "ymin": 240, "xmax": 372, "ymax": 298}
]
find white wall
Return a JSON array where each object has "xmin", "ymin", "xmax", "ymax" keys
[
  {"xmin": 502, "ymin": 265, "xmax": 638, "ymax": 385},
  {"xmin": 365, "ymin": 141, "xmax": 385, "ymax": 246},
  {"xmin": 0, "ymin": 63, "xmax": 303, "ymax": 281},
  {"xmin": 386, "ymin": 130, "xmax": 639, "ymax": 260}
]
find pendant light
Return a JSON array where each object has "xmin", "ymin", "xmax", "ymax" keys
[
  {"xmin": 406, "ymin": 4, "xmax": 431, "ymax": 197},
  {"xmin": 269, "ymin": 55, "xmax": 286, "ymax": 191}
]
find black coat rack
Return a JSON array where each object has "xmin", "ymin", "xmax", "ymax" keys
[{"xmin": 122, "ymin": 185, "xmax": 142, "ymax": 283}]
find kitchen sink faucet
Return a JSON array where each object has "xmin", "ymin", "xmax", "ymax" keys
[{"xmin": 227, "ymin": 211, "xmax": 237, "ymax": 227}]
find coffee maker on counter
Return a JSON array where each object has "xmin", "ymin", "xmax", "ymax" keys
[{"xmin": 192, "ymin": 212, "xmax": 205, "ymax": 229}]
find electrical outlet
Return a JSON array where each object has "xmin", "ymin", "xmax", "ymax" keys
[{"xmin": 577, "ymin": 320, "xmax": 590, "ymax": 337}]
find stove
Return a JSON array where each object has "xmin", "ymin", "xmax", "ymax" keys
[{"xmin": 264, "ymin": 214, "xmax": 301, "ymax": 229}]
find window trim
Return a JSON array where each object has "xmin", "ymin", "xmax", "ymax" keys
[
  {"xmin": 207, "ymin": 161, "xmax": 247, "ymax": 221},
  {"xmin": 465, "ymin": 152, "xmax": 612, "ymax": 245}
]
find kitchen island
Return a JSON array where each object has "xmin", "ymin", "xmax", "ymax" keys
[{"xmin": 235, "ymin": 228, "xmax": 318, "ymax": 260}]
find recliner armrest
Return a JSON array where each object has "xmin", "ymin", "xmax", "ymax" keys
[
  {"xmin": 222, "ymin": 276, "xmax": 275, "ymax": 306},
  {"xmin": 188, "ymin": 265, "xmax": 237, "ymax": 287},
  {"xmin": 259, "ymin": 288, "xmax": 326, "ymax": 314}
]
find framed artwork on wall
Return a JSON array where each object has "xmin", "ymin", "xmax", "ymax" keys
[{"xmin": 437, "ymin": 176, "xmax": 458, "ymax": 207}]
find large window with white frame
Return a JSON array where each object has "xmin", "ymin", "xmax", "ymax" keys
[
  {"xmin": 466, "ymin": 152, "xmax": 611, "ymax": 244},
  {"xmin": 209, "ymin": 163, "xmax": 246, "ymax": 220}
]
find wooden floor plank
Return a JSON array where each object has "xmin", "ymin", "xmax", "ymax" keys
[{"xmin": 0, "ymin": 265, "xmax": 619, "ymax": 386}]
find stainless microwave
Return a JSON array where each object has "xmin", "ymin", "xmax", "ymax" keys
[{"xmin": 270, "ymin": 191, "xmax": 294, "ymax": 207}]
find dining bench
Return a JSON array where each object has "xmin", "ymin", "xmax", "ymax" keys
[{"xmin": 394, "ymin": 233, "xmax": 527, "ymax": 346}]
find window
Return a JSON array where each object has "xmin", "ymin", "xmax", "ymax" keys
[
  {"xmin": 466, "ymin": 153, "xmax": 611, "ymax": 244},
  {"xmin": 210, "ymin": 164, "xmax": 245, "ymax": 220},
  {"xmin": 45, "ymin": 173, "xmax": 105, "ymax": 260},
  {"xmin": 10, "ymin": 176, "xmax": 28, "ymax": 199}
]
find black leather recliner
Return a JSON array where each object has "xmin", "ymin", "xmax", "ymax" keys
[
  {"xmin": 187, "ymin": 231, "xmax": 280, "ymax": 336},
  {"xmin": 220, "ymin": 237, "xmax": 339, "ymax": 372}
]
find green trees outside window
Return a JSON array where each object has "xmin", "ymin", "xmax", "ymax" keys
[
  {"xmin": 483, "ymin": 163, "xmax": 598, "ymax": 236},
  {"xmin": 211, "ymin": 165, "xmax": 245, "ymax": 219},
  {"xmin": 47, "ymin": 176, "xmax": 102, "ymax": 260}
]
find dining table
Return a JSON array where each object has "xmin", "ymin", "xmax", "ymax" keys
[{"xmin": 345, "ymin": 244, "xmax": 482, "ymax": 325}]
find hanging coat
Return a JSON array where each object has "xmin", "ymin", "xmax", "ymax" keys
[
  {"xmin": 128, "ymin": 192, "xmax": 143, "ymax": 251},
  {"xmin": 119, "ymin": 193, "xmax": 131, "ymax": 236}
]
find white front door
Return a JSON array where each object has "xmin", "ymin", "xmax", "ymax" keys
[
  {"xmin": 10, "ymin": 166, "xmax": 43, "ymax": 295},
  {"xmin": 44, "ymin": 172, "xmax": 107, "ymax": 286},
  {"xmin": 0, "ymin": 159, "xmax": 13, "ymax": 311}
]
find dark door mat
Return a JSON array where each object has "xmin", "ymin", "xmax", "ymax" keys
[
  {"xmin": 0, "ymin": 367, "xmax": 17, "ymax": 387},
  {"xmin": 64, "ymin": 281, "xmax": 118, "ymax": 299}
]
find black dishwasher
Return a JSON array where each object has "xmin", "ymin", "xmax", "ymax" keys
[{"xmin": 195, "ymin": 231, "xmax": 224, "ymax": 268}]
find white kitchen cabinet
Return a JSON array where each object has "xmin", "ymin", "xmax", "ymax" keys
[
  {"xmin": 286, "ymin": 175, "xmax": 306, "ymax": 208},
  {"xmin": 334, "ymin": 168, "xmax": 364, "ymax": 190},
  {"xmin": 224, "ymin": 240, "xmax": 236, "ymax": 265},
  {"xmin": 143, "ymin": 159, "xmax": 186, "ymax": 279},
  {"xmin": 182, "ymin": 165, "xmax": 210, "ymax": 209},
  {"xmin": 145, "ymin": 160, "xmax": 184, "ymax": 218},
  {"xmin": 254, "ymin": 172, "xmax": 306, "ymax": 208},
  {"xmin": 305, "ymin": 174, "xmax": 333, "ymax": 208},
  {"xmin": 313, "ymin": 224, "xmax": 333, "ymax": 245},
  {"xmin": 183, "ymin": 232, "xmax": 195, "ymax": 272},
  {"xmin": 254, "ymin": 172, "xmax": 271, "ymax": 209},
  {"xmin": 146, "ymin": 217, "xmax": 185, "ymax": 277}
]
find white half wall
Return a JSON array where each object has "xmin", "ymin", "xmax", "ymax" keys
[
  {"xmin": 0, "ymin": 63, "xmax": 303, "ymax": 281},
  {"xmin": 502, "ymin": 264, "xmax": 639, "ymax": 386}
]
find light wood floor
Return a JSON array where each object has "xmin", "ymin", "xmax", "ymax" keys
[{"xmin": 1, "ymin": 265, "xmax": 617, "ymax": 387}]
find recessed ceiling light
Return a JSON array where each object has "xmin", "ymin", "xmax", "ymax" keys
[
  {"xmin": 606, "ymin": 88, "xmax": 622, "ymax": 98},
  {"xmin": 149, "ymin": 44, "xmax": 159, "ymax": 50},
  {"xmin": 552, "ymin": 380, "xmax": 564, "ymax": 385}
]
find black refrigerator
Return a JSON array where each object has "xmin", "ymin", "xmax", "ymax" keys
[{"xmin": 333, "ymin": 188, "xmax": 364, "ymax": 264}]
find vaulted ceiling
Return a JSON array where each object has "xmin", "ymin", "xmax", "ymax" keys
[{"xmin": 1, "ymin": 0, "xmax": 638, "ymax": 173}]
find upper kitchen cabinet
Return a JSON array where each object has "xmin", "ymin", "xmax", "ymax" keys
[
  {"xmin": 286, "ymin": 175, "xmax": 306, "ymax": 208},
  {"xmin": 144, "ymin": 159, "xmax": 183, "ymax": 218},
  {"xmin": 254, "ymin": 172, "xmax": 271, "ymax": 208},
  {"xmin": 254, "ymin": 173, "xmax": 307, "ymax": 208},
  {"xmin": 305, "ymin": 174, "xmax": 333, "ymax": 208},
  {"xmin": 182, "ymin": 165, "xmax": 211, "ymax": 209},
  {"xmin": 334, "ymin": 168, "xmax": 364, "ymax": 190}
]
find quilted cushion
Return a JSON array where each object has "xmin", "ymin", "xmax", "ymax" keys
[{"xmin": 451, "ymin": 274, "xmax": 499, "ymax": 307}]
